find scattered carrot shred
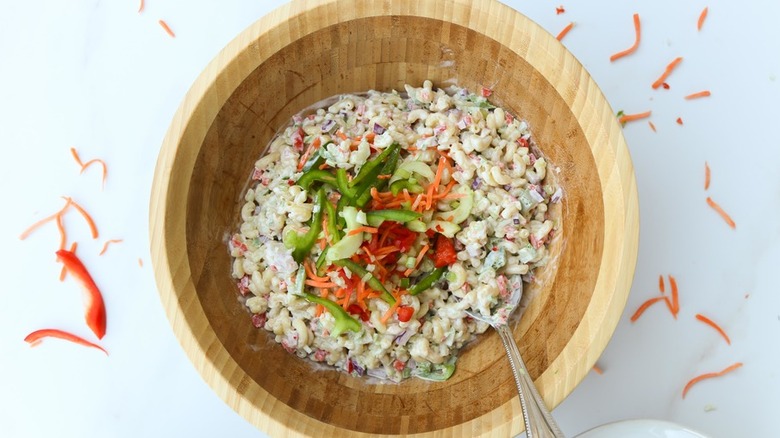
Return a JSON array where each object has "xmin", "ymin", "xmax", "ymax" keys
[
  {"xmin": 59, "ymin": 242, "xmax": 78, "ymax": 281},
  {"xmin": 80, "ymin": 158, "xmax": 108, "ymax": 189},
  {"xmin": 658, "ymin": 275, "xmax": 665, "ymax": 293},
  {"xmin": 630, "ymin": 296, "xmax": 666, "ymax": 322},
  {"xmin": 704, "ymin": 162, "xmax": 711, "ymax": 190},
  {"xmin": 685, "ymin": 90, "xmax": 711, "ymax": 100},
  {"xmin": 668, "ymin": 274, "xmax": 680, "ymax": 316},
  {"xmin": 138, "ymin": 258, "xmax": 144, "ymax": 267},
  {"xmin": 19, "ymin": 198, "xmax": 72, "ymax": 241},
  {"xmin": 682, "ymin": 362, "xmax": 742, "ymax": 399},
  {"xmin": 55, "ymin": 212, "xmax": 67, "ymax": 250},
  {"xmin": 648, "ymin": 121, "xmax": 657, "ymax": 132},
  {"xmin": 555, "ymin": 6, "xmax": 565, "ymax": 15},
  {"xmin": 64, "ymin": 197, "xmax": 99, "ymax": 239},
  {"xmin": 697, "ymin": 7, "xmax": 708, "ymax": 31},
  {"xmin": 706, "ymin": 196, "xmax": 736, "ymax": 229},
  {"xmin": 159, "ymin": 19, "xmax": 175, "ymax": 38},
  {"xmin": 99, "ymin": 239, "xmax": 124, "ymax": 256},
  {"xmin": 138, "ymin": 0, "xmax": 144, "ymax": 13},
  {"xmin": 652, "ymin": 57, "xmax": 683, "ymax": 89},
  {"xmin": 556, "ymin": 22, "xmax": 575, "ymax": 41},
  {"xmin": 592, "ymin": 364, "xmax": 604, "ymax": 375},
  {"xmin": 695, "ymin": 313, "xmax": 731, "ymax": 345},
  {"xmin": 619, "ymin": 111, "xmax": 651, "ymax": 124},
  {"xmin": 610, "ymin": 13, "xmax": 641, "ymax": 62},
  {"xmin": 70, "ymin": 147, "xmax": 84, "ymax": 167},
  {"xmin": 676, "ymin": 117, "xmax": 684, "ymax": 125}
]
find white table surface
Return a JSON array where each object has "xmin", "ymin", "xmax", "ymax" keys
[{"xmin": 2, "ymin": 1, "xmax": 778, "ymax": 437}]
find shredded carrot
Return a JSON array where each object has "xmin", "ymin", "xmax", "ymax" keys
[
  {"xmin": 592, "ymin": 364, "xmax": 604, "ymax": 375},
  {"xmin": 630, "ymin": 296, "xmax": 666, "ymax": 322},
  {"xmin": 610, "ymin": 14, "xmax": 641, "ymax": 62},
  {"xmin": 59, "ymin": 242, "xmax": 78, "ymax": 281},
  {"xmin": 556, "ymin": 22, "xmax": 575, "ymax": 41},
  {"xmin": 158, "ymin": 19, "xmax": 175, "ymax": 38},
  {"xmin": 704, "ymin": 162, "xmax": 711, "ymax": 190},
  {"xmin": 706, "ymin": 197, "xmax": 736, "ymax": 229},
  {"xmin": 80, "ymin": 158, "xmax": 108, "ymax": 188},
  {"xmin": 98, "ymin": 239, "xmax": 123, "ymax": 256},
  {"xmin": 70, "ymin": 147, "xmax": 84, "ymax": 167},
  {"xmin": 297, "ymin": 137, "xmax": 322, "ymax": 171},
  {"xmin": 618, "ymin": 111, "xmax": 651, "ymax": 124},
  {"xmin": 669, "ymin": 275, "xmax": 680, "ymax": 315},
  {"xmin": 380, "ymin": 294, "xmax": 402, "ymax": 325},
  {"xmin": 404, "ymin": 244, "xmax": 430, "ymax": 276},
  {"xmin": 695, "ymin": 313, "xmax": 731, "ymax": 345},
  {"xmin": 305, "ymin": 260, "xmax": 329, "ymax": 282},
  {"xmin": 685, "ymin": 90, "xmax": 711, "ymax": 100},
  {"xmin": 377, "ymin": 174, "xmax": 392, "ymax": 179},
  {"xmin": 676, "ymin": 117, "xmax": 684, "ymax": 125},
  {"xmin": 56, "ymin": 213, "xmax": 67, "ymax": 250},
  {"xmin": 662, "ymin": 296, "xmax": 677, "ymax": 319},
  {"xmin": 315, "ymin": 289, "xmax": 328, "ymax": 316},
  {"xmin": 64, "ymin": 197, "xmax": 99, "ymax": 239},
  {"xmin": 138, "ymin": 0, "xmax": 144, "ymax": 13},
  {"xmin": 318, "ymin": 162, "xmax": 329, "ymax": 170},
  {"xmin": 682, "ymin": 362, "xmax": 742, "ymax": 399},
  {"xmin": 138, "ymin": 258, "xmax": 144, "ymax": 267},
  {"xmin": 426, "ymin": 156, "xmax": 446, "ymax": 209},
  {"xmin": 19, "ymin": 198, "xmax": 73, "ymax": 241},
  {"xmin": 336, "ymin": 131, "xmax": 348, "ymax": 141},
  {"xmin": 652, "ymin": 57, "xmax": 683, "ymax": 89},
  {"xmin": 305, "ymin": 279, "xmax": 338, "ymax": 288},
  {"xmin": 648, "ymin": 121, "xmax": 657, "ymax": 132},
  {"xmin": 556, "ymin": 6, "xmax": 565, "ymax": 15},
  {"xmin": 697, "ymin": 7, "xmax": 708, "ymax": 31},
  {"xmin": 347, "ymin": 226, "xmax": 379, "ymax": 236},
  {"xmin": 658, "ymin": 275, "xmax": 665, "ymax": 293}
]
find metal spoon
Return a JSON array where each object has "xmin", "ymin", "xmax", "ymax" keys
[{"xmin": 466, "ymin": 286, "xmax": 565, "ymax": 438}]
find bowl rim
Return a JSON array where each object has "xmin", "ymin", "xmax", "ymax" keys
[{"xmin": 149, "ymin": 0, "xmax": 639, "ymax": 436}]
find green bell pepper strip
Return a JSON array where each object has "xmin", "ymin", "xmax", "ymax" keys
[
  {"xmin": 366, "ymin": 209, "xmax": 422, "ymax": 224},
  {"xmin": 296, "ymin": 169, "xmax": 336, "ymax": 191},
  {"xmin": 409, "ymin": 267, "xmax": 447, "ymax": 295},
  {"xmin": 353, "ymin": 145, "xmax": 400, "ymax": 208},
  {"xmin": 324, "ymin": 201, "xmax": 341, "ymax": 243},
  {"xmin": 335, "ymin": 168, "xmax": 356, "ymax": 200},
  {"xmin": 284, "ymin": 188, "xmax": 325, "ymax": 263},
  {"xmin": 349, "ymin": 143, "xmax": 398, "ymax": 188},
  {"xmin": 333, "ymin": 259, "xmax": 396, "ymax": 305},
  {"xmin": 302, "ymin": 292, "xmax": 362, "ymax": 337},
  {"xmin": 389, "ymin": 179, "xmax": 424, "ymax": 196},
  {"xmin": 315, "ymin": 248, "xmax": 329, "ymax": 272}
]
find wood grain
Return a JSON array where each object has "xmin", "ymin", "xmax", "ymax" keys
[{"xmin": 149, "ymin": 0, "xmax": 639, "ymax": 436}]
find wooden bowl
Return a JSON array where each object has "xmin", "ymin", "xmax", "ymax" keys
[{"xmin": 150, "ymin": 0, "xmax": 639, "ymax": 436}]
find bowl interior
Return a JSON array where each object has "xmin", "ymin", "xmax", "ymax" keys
[
  {"xmin": 152, "ymin": 1, "xmax": 638, "ymax": 436},
  {"xmin": 185, "ymin": 14, "xmax": 601, "ymax": 435}
]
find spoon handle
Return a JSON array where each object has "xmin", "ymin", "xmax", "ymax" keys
[{"xmin": 496, "ymin": 323, "xmax": 566, "ymax": 438}]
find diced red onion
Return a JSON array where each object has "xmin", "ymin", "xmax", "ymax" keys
[
  {"xmin": 373, "ymin": 123, "xmax": 386, "ymax": 135},
  {"xmin": 551, "ymin": 187, "xmax": 563, "ymax": 203},
  {"xmin": 321, "ymin": 119, "xmax": 336, "ymax": 133}
]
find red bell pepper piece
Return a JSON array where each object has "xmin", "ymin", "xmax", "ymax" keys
[
  {"xmin": 396, "ymin": 305, "xmax": 415, "ymax": 323},
  {"xmin": 56, "ymin": 249, "xmax": 107, "ymax": 339},
  {"xmin": 24, "ymin": 328, "xmax": 108, "ymax": 355},
  {"xmin": 430, "ymin": 234, "xmax": 458, "ymax": 268}
]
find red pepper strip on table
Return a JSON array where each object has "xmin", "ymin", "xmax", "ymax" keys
[
  {"xmin": 24, "ymin": 328, "xmax": 108, "ymax": 355},
  {"xmin": 56, "ymin": 249, "xmax": 107, "ymax": 339}
]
